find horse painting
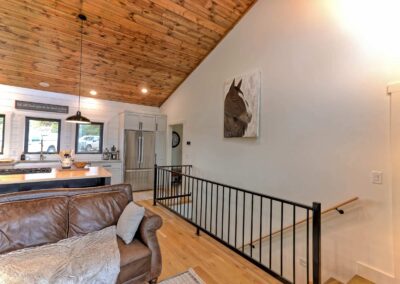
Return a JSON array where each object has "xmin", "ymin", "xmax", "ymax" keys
[{"xmin": 224, "ymin": 79, "xmax": 252, "ymax": 137}]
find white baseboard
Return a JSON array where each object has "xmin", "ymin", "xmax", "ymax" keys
[{"xmin": 356, "ymin": 261, "xmax": 396, "ymax": 284}]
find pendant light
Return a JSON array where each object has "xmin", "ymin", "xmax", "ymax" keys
[{"xmin": 66, "ymin": 13, "xmax": 91, "ymax": 124}]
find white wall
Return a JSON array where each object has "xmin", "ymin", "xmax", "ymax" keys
[
  {"xmin": 161, "ymin": 0, "xmax": 400, "ymax": 282},
  {"xmin": 0, "ymin": 84, "xmax": 160, "ymax": 161}
]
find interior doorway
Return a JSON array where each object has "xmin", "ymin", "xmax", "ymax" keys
[{"xmin": 171, "ymin": 124, "xmax": 183, "ymax": 166}]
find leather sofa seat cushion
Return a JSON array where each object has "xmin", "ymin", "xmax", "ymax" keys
[
  {"xmin": 0, "ymin": 197, "xmax": 68, "ymax": 254},
  {"xmin": 117, "ymin": 238, "xmax": 151, "ymax": 284},
  {"xmin": 68, "ymin": 191, "xmax": 129, "ymax": 237}
]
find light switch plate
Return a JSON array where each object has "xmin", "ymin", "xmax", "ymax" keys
[{"xmin": 371, "ymin": 171, "xmax": 383, "ymax": 184}]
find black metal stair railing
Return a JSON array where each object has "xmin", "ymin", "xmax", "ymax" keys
[{"xmin": 153, "ymin": 165, "xmax": 321, "ymax": 284}]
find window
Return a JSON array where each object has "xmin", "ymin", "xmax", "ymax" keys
[
  {"xmin": 24, "ymin": 117, "xmax": 61, "ymax": 154},
  {"xmin": 75, "ymin": 123, "xmax": 104, "ymax": 154},
  {"xmin": 0, "ymin": 115, "xmax": 4, "ymax": 154}
]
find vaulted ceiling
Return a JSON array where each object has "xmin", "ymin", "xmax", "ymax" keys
[{"xmin": 0, "ymin": 0, "xmax": 256, "ymax": 106}]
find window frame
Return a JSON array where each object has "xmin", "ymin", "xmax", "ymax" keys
[
  {"xmin": 75, "ymin": 122, "xmax": 104, "ymax": 154},
  {"xmin": 24, "ymin": 117, "xmax": 61, "ymax": 154},
  {"xmin": 0, "ymin": 114, "xmax": 5, "ymax": 155}
]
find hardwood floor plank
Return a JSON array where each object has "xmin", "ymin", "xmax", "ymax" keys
[{"xmin": 138, "ymin": 199, "xmax": 281, "ymax": 283}]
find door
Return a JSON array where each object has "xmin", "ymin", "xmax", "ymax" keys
[
  {"xmin": 124, "ymin": 130, "xmax": 140, "ymax": 170},
  {"xmin": 141, "ymin": 131, "xmax": 155, "ymax": 169}
]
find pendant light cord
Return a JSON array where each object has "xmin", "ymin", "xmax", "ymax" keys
[{"xmin": 78, "ymin": 16, "xmax": 83, "ymax": 111}]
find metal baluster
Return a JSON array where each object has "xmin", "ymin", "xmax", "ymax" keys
[
  {"xmin": 200, "ymin": 181, "xmax": 204, "ymax": 229},
  {"xmin": 280, "ymin": 202, "xmax": 284, "ymax": 276},
  {"xmin": 269, "ymin": 199, "xmax": 273, "ymax": 269},
  {"xmin": 242, "ymin": 192, "xmax": 246, "ymax": 253},
  {"xmin": 191, "ymin": 177, "xmax": 195, "ymax": 221},
  {"xmin": 205, "ymin": 182, "xmax": 208, "ymax": 230},
  {"xmin": 235, "ymin": 189, "xmax": 238, "ymax": 247},
  {"xmin": 210, "ymin": 184, "xmax": 213, "ymax": 233},
  {"xmin": 306, "ymin": 210, "xmax": 310, "ymax": 284},
  {"xmin": 228, "ymin": 188, "xmax": 231, "ymax": 244},
  {"xmin": 216, "ymin": 185, "xmax": 219, "ymax": 236},
  {"xmin": 196, "ymin": 182, "xmax": 199, "ymax": 229},
  {"xmin": 250, "ymin": 194, "xmax": 254, "ymax": 258},
  {"xmin": 293, "ymin": 205, "xmax": 296, "ymax": 284},
  {"xmin": 186, "ymin": 168, "xmax": 190, "ymax": 218},
  {"xmin": 183, "ymin": 167, "xmax": 186, "ymax": 218},
  {"xmin": 153, "ymin": 166, "xmax": 157, "ymax": 206},
  {"xmin": 259, "ymin": 197, "xmax": 263, "ymax": 263},
  {"xmin": 312, "ymin": 203, "xmax": 321, "ymax": 284},
  {"xmin": 222, "ymin": 186, "xmax": 225, "ymax": 240}
]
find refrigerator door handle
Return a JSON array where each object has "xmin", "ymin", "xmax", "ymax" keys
[
  {"xmin": 137, "ymin": 136, "xmax": 141, "ymax": 165},
  {"xmin": 140, "ymin": 136, "xmax": 144, "ymax": 164}
]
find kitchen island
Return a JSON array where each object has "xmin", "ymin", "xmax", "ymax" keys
[{"xmin": 0, "ymin": 167, "xmax": 111, "ymax": 194}]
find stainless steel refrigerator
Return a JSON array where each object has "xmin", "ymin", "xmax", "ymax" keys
[{"xmin": 124, "ymin": 130, "xmax": 155, "ymax": 191}]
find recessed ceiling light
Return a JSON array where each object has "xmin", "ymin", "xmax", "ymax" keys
[
  {"xmin": 39, "ymin": 82, "xmax": 50, "ymax": 87},
  {"xmin": 90, "ymin": 90, "xmax": 97, "ymax": 96},
  {"xmin": 141, "ymin": 88, "xmax": 148, "ymax": 94}
]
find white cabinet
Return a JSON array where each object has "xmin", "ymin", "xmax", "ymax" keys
[
  {"xmin": 124, "ymin": 113, "xmax": 156, "ymax": 131},
  {"xmin": 155, "ymin": 131, "xmax": 166, "ymax": 166},
  {"xmin": 156, "ymin": 116, "xmax": 167, "ymax": 132},
  {"xmin": 91, "ymin": 161, "xmax": 123, "ymax": 185},
  {"xmin": 124, "ymin": 114, "xmax": 140, "ymax": 130}
]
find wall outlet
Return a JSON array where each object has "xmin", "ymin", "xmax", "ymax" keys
[
  {"xmin": 371, "ymin": 171, "xmax": 383, "ymax": 184},
  {"xmin": 299, "ymin": 258, "xmax": 307, "ymax": 267}
]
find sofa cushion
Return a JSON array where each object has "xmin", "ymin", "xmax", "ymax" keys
[
  {"xmin": 117, "ymin": 237, "xmax": 151, "ymax": 283},
  {"xmin": 0, "ymin": 197, "xmax": 68, "ymax": 254},
  {"xmin": 68, "ymin": 191, "xmax": 129, "ymax": 237}
]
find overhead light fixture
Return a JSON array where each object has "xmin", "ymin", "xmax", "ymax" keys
[
  {"xmin": 66, "ymin": 13, "xmax": 91, "ymax": 124},
  {"xmin": 90, "ymin": 90, "xmax": 97, "ymax": 96},
  {"xmin": 39, "ymin": 82, "xmax": 50, "ymax": 88},
  {"xmin": 141, "ymin": 88, "xmax": 148, "ymax": 94}
]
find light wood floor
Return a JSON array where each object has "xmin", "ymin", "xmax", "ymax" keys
[{"xmin": 138, "ymin": 199, "xmax": 281, "ymax": 284}]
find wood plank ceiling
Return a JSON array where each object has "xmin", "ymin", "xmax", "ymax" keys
[{"xmin": 0, "ymin": 0, "xmax": 256, "ymax": 106}]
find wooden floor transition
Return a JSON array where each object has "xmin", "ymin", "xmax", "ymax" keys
[{"xmin": 138, "ymin": 199, "xmax": 281, "ymax": 284}]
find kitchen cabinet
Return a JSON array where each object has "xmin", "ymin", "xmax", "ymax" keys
[
  {"xmin": 124, "ymin": 113, "xmax": 156, "ymax": 131},
  {"xmin": 90, "ymin": 161, "xmax": 123, "ymax": 185},
  {"xmin": 156, "ymin": 116, "xmax": 167, "ymax": 132},
  {"xmin": 155, "ymin": 132, "xmax": 166, "ymax": 166}
]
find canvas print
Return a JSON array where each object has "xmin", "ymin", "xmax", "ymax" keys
[{"xmin": 224, "ymin": 70, "xmax": 260, "ymax": 138}]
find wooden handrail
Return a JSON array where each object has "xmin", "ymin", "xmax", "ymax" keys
[{"xmin": 240, "ymin": 197, "xmax": 359, "ymax": 249}]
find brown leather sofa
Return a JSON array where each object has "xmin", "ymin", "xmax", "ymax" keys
[{"xmin": 0, "ymin": 184, "xmax": 162, "ymax": 284}]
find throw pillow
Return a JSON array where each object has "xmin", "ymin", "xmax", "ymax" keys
[{"xmin": 117, "ymin": 202, "xmax": 145, "ymax": 245}]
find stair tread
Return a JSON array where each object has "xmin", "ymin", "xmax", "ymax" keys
[
  {"xmin": 347, "ymin": 275, "xmax": 375, "ymax": 284},
  {"xmin": 325, "ymin": 277, "xmax": 344, "ymax": 284}
]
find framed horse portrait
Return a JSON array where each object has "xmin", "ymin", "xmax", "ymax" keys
[{"xmin": 223, "ymin": 70, "xmax": 260, "ymax": 138}]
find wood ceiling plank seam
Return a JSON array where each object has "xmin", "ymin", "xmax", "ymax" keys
[
  {"xmin": 167, "ymin": 0, "xmax": 238, "ymax": 26},
  {"xmin": 0, "ymin": 53, "xmax": 183, "ymax": 88},
  {"xmin": 158, "ymin": 0, "xmax": 257, "ymax": 106},
  {"xmin": 84, "ymin": 41, "xmax": 196, "ymax": 73},
  {"xmin": 22, "ymin": 0, "xmax": 208, "ymax": 58},
  {"xmin": 12, "ymin": 0, "xmax": 208, "ymax": 56},
  {"xmin": 0, "ymin": 10, "xmax": 203, "ymax": 68},
  {"xmin": 83, "ymin": 0, "xmax": 214, "ymax": 51},
  {"xmin": 147, "ymin": 0, "xmax": 227, "ymax": 34},
  {"xmin": 0, "ymin": 20, "xmax": 196, "ymax": 74}
]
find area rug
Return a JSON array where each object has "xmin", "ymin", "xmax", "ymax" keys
[{"xmin": 160, "ymin": 268, "xmax": 205, "ymax": 284}]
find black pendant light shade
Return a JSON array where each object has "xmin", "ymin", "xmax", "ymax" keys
[
  {"xmin": 66, "ymin": 111, "xmax": 90, "ymax": 124},
  {"xmin": 66, "ymin": 13, "xmax": 91, "ymax": 124}
]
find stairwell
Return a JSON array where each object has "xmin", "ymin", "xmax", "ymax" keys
[{"xmin": 325, "ymin": 275, "xmax": 374, "ymax": 284}]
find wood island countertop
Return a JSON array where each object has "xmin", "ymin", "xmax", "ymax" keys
[{"xmin": 0, "ymin": 167, "xmax": 111, "ymax": 185}]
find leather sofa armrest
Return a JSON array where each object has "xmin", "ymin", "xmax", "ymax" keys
[{"xmin": 138, "ymin": 207, "xmax": 163, "ymax": 281}]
